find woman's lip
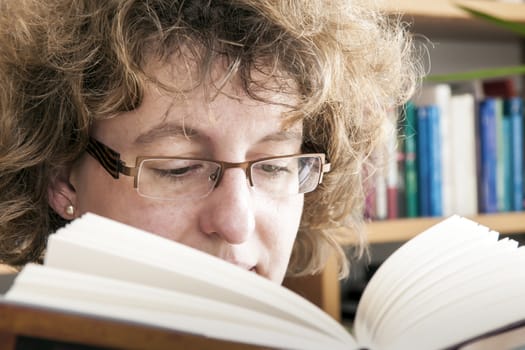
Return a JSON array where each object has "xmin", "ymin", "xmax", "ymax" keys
[
  {"xmin": 224, "ymin": 260, "xmax": 256, "ymax": 272},
  {"xmin": 239, "ymin": 264, "xmax": 256, "ymax": 272}
]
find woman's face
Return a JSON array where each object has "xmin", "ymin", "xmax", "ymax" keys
[{"xmin": 65, "ymin": 58, "xmax": 304, "ymax": 283}]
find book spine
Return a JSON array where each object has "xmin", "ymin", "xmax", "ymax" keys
[
  {"xmin": 386, "ymin": 109, "xmax": 399, "ymax": 219},
  {"xmin": 506, "ymin": 97, "xmax": 524, "ymax": 211},
  {"xmin": 402, "ymin": 102, "xmax": 418, "ymax": 217},
  {"xmin": 478, "ymin": 98, "xmax": 499, "ymax": 213},
  {"xmin": 374, "ymin": 163, "xmax": 388, "ymax": 220},
  {"xmin": 494, "ymin": 99, "xmax": 511, "ymax": 212},
  {"xmin": 416, "ymin": 106, "xmax": 430, "ymax": 217},
  {"xmin": 502, "ymin": 111, "xmax": 513, "ymax": 212},
  {"xmin": 427, "ymin": 105, "xmax": 442, "ymax": 217},
  {"xmin": 364, "ymin": 186, "xmax": 376, "ymax": 220},
  {"xmin": 413, "ymin": 84, "xmax": 452, "ymax": 216},
  {"xmin": 450, "ymin": 93, "xmax": 478, "ymax": 216},
  {"xmin": 396, "ymin": 130, "xmax": 406, "ymax": 218},
  {"xmin": 436, "ymin": 87, "xmax": 453, "ymax": 217}
]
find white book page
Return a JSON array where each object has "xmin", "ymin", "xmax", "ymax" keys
[
  {"xmin": 385, "ymin": 272, "xmax": 525, "ymax": 350},
  {"xmin": 372, "ymin": 236, "xmax": 517, "ymax": 337},
  {"xmin": 354, "ymin": 216, "xmax": 525, "ymax": 350},
  {"xmin": 384, "ymin": 239, "xmax": 517, "ymax": 329},
  {"xmin": 42, "ymin": 213, "xmax": 356, "ymax": 346},
  {"xmin": 356, "ymin": 216, "xmax": 490, "ymax": 337},
  {"xmin": 4, "ymin": 264, "xmax": 351, "ymax": 350},
  {"xmin": 375, "ymin": 247, "xmax": 525, "ymax": 349}
]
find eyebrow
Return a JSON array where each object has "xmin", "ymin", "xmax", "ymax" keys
[
  {"xmin": 134, "ymin": 122, "xmax": 302, "ymax": 146},
  {"xmin": 258, "ymin": 130, "xmax": 303, "ymax": 143},
  {"xmin": 134, "ymin": 122, "xmax": 199, "ymax": 145}
]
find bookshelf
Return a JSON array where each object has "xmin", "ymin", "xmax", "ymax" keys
[
  {"xmin": 334, "ymin": 0, "xmax": 525, "ymax": 324},
  {"xmin": 367, "ymin": 0, "xmax": 525, "ymax": 243},
  {"xmin": 293, "ymin": 1, "xmax": 525, "ymax": 323}
]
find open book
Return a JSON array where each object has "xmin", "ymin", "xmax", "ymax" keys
[{"xmin": 1, "ymin": 214, "xmax": 525, "ymax": 350}]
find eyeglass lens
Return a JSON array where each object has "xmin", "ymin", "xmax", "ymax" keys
[{"xmin": 135, "ymin": 155, "xmax": 321, "ymax": 200}]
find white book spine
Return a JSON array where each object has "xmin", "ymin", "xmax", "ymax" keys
[{"xmin": 450, "ymin": 93, "xmax": 478, "ymax": 216}]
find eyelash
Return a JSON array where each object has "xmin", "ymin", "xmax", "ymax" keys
[{"xmin": 152, "ymin": 164, "xmax": 204, "ymax": 178}]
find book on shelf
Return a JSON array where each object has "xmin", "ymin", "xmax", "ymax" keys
[
  {"xmin": 373, "ymin": 168, "xmax": 388, "ymax": 220},
  {"xmin": 493, "ymin": 98, "xmax": 511, "ymax": 212},
  {"xmin": 482, "ymin": 78, "xmax": 518, "ymax": 99},
  {"xmin": 427, "ymin": 104, "xmax": 443, "ymax": 217},
  {"xmin": 400, "ymin": 101, "xmax": 418, "ymax": 218},
  {"xmin": 505, "ymin": 97, "xmax": 524, "ymax": 211},
  {"xmin": 393, "ymin": 79, "xmax": 524, "ymax": 219},
  {"xmin": 395, "ymin": 115, "xmax": 407, "ymax": 219},
  {"xmin": 482, "ymin": 79, "xmax": 521, "ymax": 213},
  {"xmin": 386, "ymin": 110, "xmax": 399, "ymax": 219},
  {"xmin": 415, "ymin": 104, "xmax": 431, "ymax": 216},
  {"xmin": 449, "ymin": 93, "xmax": 478, "ymax": 216},
  {"xmin": 478, "ymin": 98, "xmax": 499, "ymax": 213},
  {"xmin": 2, "ymin": 213, "xmax": 525, "ymax": 350},
  {"xmin": 369, "ymin": 113, "xmax": 397, "ymax": 220},
  {"xmin": 415, "ymin": 104, "xmax": 442, "ymax": 217},
  {"xmin": 414, "ymin": 84, "xmax": 451, "ymax": 216}
]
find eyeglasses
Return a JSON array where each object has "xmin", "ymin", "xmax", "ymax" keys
[{"xmin": 86, "ymin": 137, "xmax": 331, "ymax": 200}]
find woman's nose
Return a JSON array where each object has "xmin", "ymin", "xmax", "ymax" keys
[{"xmin": 199, "ymin": 167, "xmax": 256, "ymax": 244}]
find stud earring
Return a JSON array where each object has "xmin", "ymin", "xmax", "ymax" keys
[{"xmin": 65, "ymin": 204, "xmax": 75, "ymax": 216}]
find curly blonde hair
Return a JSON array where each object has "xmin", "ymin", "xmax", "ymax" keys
[{"xmin": 0, "ymin": 0, "xmax": 420, "ymax": 277}]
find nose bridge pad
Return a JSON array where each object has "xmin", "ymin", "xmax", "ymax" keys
[
  {"xmin": 213, "ymin": 161, "xmax": 254, "ymax": 189},
  {"xmin": 209, "ymin": 167, "xmax": 222, "ymax": 188},
  {"xmin": 245, "ymin": 165, "xmax": 254, "ymax": 186}
]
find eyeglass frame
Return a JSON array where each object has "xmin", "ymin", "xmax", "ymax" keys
[{"xmin": 85, "ymin": 137, "xmax": 331, "ymax": 197}]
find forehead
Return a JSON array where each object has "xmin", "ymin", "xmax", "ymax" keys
[
  {"xmin": 92, "ymin": 53, "xmax": 302, "ymax": 144},
  {"xmin": 146, "ymin": 48, "xmax": 299, "ymax": 105}
]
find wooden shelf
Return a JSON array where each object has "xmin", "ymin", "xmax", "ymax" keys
[
  {"xmin": 366, "ymin": 212, "xmax": 525, "ymax": 243},
  {"xmin": 382, "ymin": 0, "xmax": 525, "ymax": 40},
  {"xmin": 383, "ymin": 0, "xmax": 525, "ymax": 22}
]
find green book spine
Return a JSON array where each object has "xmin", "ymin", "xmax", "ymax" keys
[{"xmin": 402, "ymin": 101, "xmax": 419, "ymax": 217}]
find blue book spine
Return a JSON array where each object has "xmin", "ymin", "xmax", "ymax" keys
[
  {"xmin": 416, "ymin": 106, "xmax": 430, "ymax": 217},
  {"xmin": 502, "ymin": 116, "xmax": 513, "ymax": 211},
  {"xmin": 478, "ymin": 98, "xmax": 498, "ymax": 213},
  {"xmin": 427, "ymin": 105, "xmax": 442, "ymax": 217},
  {"xmin": 506, "ymin": 97, "xmax": 524, "ymax": 211},
  {"xmin": 495, "ymin": 99, "xmax": 511, "ymax": 212}
]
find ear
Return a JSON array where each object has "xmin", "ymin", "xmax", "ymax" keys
[{"xmin": 47, "ymin": 167, "xmax": 78, "ymax": 220}]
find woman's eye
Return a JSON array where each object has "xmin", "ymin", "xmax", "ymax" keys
[
  {"xmin": 257, "ymin": 163, "xmax": 291, "ymax": 175},
  {"xmin": 155, "ymin": 164, "xmax": 203, "ymax": 177},
  {"xmin": 262, "ymin": 164, "xmax": 284, "ymax": 172}
]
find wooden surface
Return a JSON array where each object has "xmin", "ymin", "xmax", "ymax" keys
[
  {"xmin": 0, "ymin": 264, "xmax": 16, "ymax": 274},
  {"xmin": 0, "ymin": 265, "xmax": 342, "ymax": 348},
  {"xmin": 0, "ymin": 301, "xmax": 268, "ymax": 350},
  {"xmin": 365, "ymin": 212, "xmax": 525, "ymax": 244},
  {"xmin": 383, "ymin": 0, "xmax": 525, "ymax": 22},
  {"xmin": 283, "ymin": 254, "xmax": 341, "ymax": 322},
  {"xmin": 332, "ymin": 213, "xmax": 525, "ymax": 245},
  {"xmin": 382, "ymin": 0, "xmax": 525, "ymax": 39}
]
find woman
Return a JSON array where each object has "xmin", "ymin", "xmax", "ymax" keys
[{"xmin": 0, "ymin": 0, "xmax": 419, "ymax": 283}]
